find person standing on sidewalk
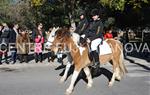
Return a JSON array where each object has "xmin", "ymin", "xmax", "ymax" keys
[
  {"xmin": 0, "ymin": 23, "xmax": 10, "ymax": 64},
  {"xmin": 9, "ymin": 23, "xmax": 19, "ymax": 64},
  {"xmin": 16, "ymin": 28, "xmax": 30, "ymax": 63},
  {"xmin": 32, "ymin": 23, "xmax": 46, "ymax": 63},
  {"xmin": 34, "ymin": 34, "xmax": 44, "ymax": 63}
]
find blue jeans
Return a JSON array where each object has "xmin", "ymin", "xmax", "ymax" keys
[{"xmin": 11, "ymin": 51, "xmax": 17, "ymax": 63}]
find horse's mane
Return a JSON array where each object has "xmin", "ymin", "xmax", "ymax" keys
[{"xmin": 55, "ymin": 28, "xmax": 71, "ymax": 41}]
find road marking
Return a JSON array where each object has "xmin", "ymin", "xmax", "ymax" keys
[{"xmin": 127, "ymin": 73, "xmax": 150, "ymax": 77}]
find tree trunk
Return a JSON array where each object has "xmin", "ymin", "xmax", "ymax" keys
[
  {"xmin": 68, "ymin": 12, "xmax": 76, "ymax": 30},
  {"xmin": 66, "ymin": 0, "xmax": 76, "ymax": 31}
]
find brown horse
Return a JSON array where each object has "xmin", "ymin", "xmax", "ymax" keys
[{"xmin": 51, "ymin": 28, "xmax": 127, "ymax": 95}]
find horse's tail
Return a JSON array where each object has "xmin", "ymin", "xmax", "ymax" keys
[{"xmin": 119, "ymin": 45, "xmax": 128, "ymax": 75}]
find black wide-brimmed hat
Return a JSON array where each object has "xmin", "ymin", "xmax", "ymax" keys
[{"xmin": 91, "ymin": 9, "xmax": 100, "ymax": 16}]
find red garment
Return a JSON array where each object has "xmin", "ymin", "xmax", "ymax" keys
[
  {"xmin": 34, "ymin": 37, "xmax": 44, "ymax": 54},
  {"xmin": 0, "ymin": 51, "xmax": 7, "ymax": 55},
  {"xmin": 35, "ymin": 37, "xmax": 44, "ymax": 44},
  {"xmin": 104, "ymin": 33, "xmax": 113, "ymax": 39}
]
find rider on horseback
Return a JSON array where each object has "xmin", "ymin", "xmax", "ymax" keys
[
  {"xmin": 81, "ymin": 9, "xmax": 104, "ymax": 68},
  {"xmin": 75, "ymin": 10, "xmax": 89, "ymax": 35},
  {"xmin": 74, "ymin": 10, "xmax": 89, "ymax": 46}
]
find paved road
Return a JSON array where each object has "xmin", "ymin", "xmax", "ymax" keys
[{"xmin": 0, "ymin": 56, "xmax": 149, "ymax": 95}]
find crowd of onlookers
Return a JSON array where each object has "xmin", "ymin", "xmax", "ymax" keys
[
  {"xmin": 0, "ymin": 23, "xmax": 19, "ymax": 65},
  {"xmin": 0, "ymin": 22, "xmax": 60, "ymax": 65}
]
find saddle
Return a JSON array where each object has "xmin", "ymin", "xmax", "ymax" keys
[{"xmin": 87, "ymin": 40, "xmax": 112, "ymax": 63}]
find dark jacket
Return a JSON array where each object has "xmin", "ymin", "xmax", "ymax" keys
[
  {"xmin": 84, "ymin": 19, "xmax": 104, "ymax": 40},
  {"xmin": 0, "ymin": 28, "xmax": 10, "ymax": 44},
  {"xmin": 9, "ymin": 29, "xmax": 18, "ymax": 51},
  {"xmin": 0, "ymin": 28, "xmax": 10, "ymax": 52},
  {"xmin": 118, "ymin": 34, "xmax": 127, "ymax": 45},
  {"xmin": 9, "ymin": 29, "xmax": 17, "ymax": 43},
  {"xmin": 75, "ymin": 18, "xmax": 89, "ymax": 35}
]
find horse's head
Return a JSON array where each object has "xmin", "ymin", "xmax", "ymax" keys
[
  {"xmin": 51, "ymin": 28, "xmax": 71, "ymax": 54},
  {"xmin": 45, "ymin": 27, "xmax": 59, "ymax": 49}
]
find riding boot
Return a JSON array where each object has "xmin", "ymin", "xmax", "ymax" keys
[{"xmin": 91, "ymin": 50, "xmax": 100, "ymax": 68}]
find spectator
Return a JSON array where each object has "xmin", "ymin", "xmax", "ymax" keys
[
  {"xmin": 16, "ymin": 28, "xmax": 30, "ymax": 63},
  {"xmin": 9, "ymin": 23, "xmax": 19, "ymax": 64},
  {"xmin": 104, "ymin": 27, "xmax": 113, "ymax": 39},
  {"xmin": 32, "ymin": 23, "xmax": 46, "ymax": 63},
  {"xmin": 0, "ymin": 23, "xmax": 10, "ymax": 64},
  {"xmin": 117, "ymin": 30, "xmax": 127, "ymax": 58},
  {"xmin": 32, "ymin": 23, "xmax": 46, "ymax": 42},
  {"xmin": 34, "ymin": 34, "xmax": 44, "ymax": 63},
  {"xmin": 46, "ymin": 27, "xmax": 55, "ymax": 62},
  {"xmin": 0, "ymin": 23, "xmax": 3, "ymax": 65}
]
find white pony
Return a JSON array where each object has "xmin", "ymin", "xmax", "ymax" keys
[{"xmin": 45, "ymin": 27, "xmax": 60, "ymax": 48}]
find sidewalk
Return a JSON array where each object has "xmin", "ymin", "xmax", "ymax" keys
[{"xmin": 0, "ymin": 58, "xmax": 61, "ymax": 70}]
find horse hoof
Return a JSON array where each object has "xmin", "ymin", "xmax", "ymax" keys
[
  {"xmin": 65, "ymin": 89, "xmax": 72, "ymax": 95},
  {"xmin": 108, "ymin": 82, "xmax": 113, "ymax": 87},
  {"xmin": 87, "ymin": 81, "xmax": 93, "ymax": 89},
  {"xmin": 87, "ymin": 84, "xmax": 92, "ymax": 89},
  {"xmin": 115, "ymin": 76, "xmax": 121, "ymax": 81},
  {"xmin": 60, "ymin": 77, "xmax": 65, "ymax": 83}
]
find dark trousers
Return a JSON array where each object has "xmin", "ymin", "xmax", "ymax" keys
[
  {"xmin": 19, "ymin": 54, "xmax": 28, "ymax": 63},
  {"xmin": 34, "ymin": 53, "xmax": 42, "ymax": 63},
  {"xmin": 47, "ymin": 51, "xmax": 55, "ymax": 62}
]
